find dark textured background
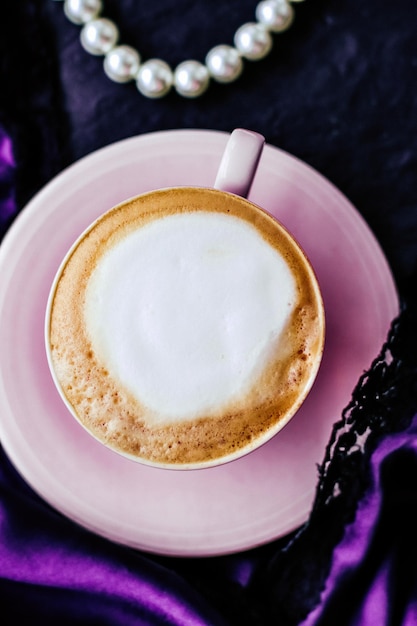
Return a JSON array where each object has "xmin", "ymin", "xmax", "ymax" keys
[
  {"xmin": 3, "ymin": 0, "xmax": 417, "ymax": 300},
  {"xmin": 1, "ymin": 0, "xmax": 417, "ymax": 624}
]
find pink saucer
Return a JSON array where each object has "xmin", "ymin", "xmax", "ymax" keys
[{"xmin": 0, "ymin": 130, "xmax": 399, "ymax": 556}]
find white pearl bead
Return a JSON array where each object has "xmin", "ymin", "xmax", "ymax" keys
[
  {"xmin": 80, "ymin": 18, "xmax": 118, "ymax": 56},
  {"xmin": 256, "ymin": 0, "xmax": 294, "ymax": 33},
  {"xmin": 205, "ymin": 45, "xmax": 243, "ymax": 83},
  {"xmin": 64, "ymin": 0, "xmax": 102, "ymax": 25},
  {"xmin": 234, "ymin": 23, "xmax": 273, "ymax": 60},
  {"xmin": 174, "ymin": 61, "xmax": 210, "ymax": 98},
  {"xmin": 103, "ymin": 45, "xmax": 140, "ymax": 83},
  {"xmin": 136, "ymin": 59, "xmax": 173, "ymax": 98}
]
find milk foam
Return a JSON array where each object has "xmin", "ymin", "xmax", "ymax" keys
[{"xmin": 84, "ymin": 211, "xmax": 296, "ymax": 423}]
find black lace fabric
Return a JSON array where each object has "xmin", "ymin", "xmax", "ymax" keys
[{"xmin": 257, "ymin": 287, "xmax": 417, "ymax": 624}]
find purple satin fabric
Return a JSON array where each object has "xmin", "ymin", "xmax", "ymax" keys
[
  {"xmin": 302, "ymin": 413, "xmax": 417, "ymax": 626},
  {"xmin": 0, "ymin": 454, "xmax": 227, "ymax": 625},
  {"xmin": 0, "ymin": 128, "xmax": 16, "ymax": 233}
]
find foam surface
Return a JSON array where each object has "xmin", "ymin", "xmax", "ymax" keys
[
  {"xmin": 49, "ymin": 187, "xmax": 325, "ymax": 466},
  {"xmin": 84, "ymin": 212, "xmax": 296, "ymax": 423}
]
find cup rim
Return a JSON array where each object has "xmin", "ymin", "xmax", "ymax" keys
[{"xmin": 45, "ymin": 185, "xmax": 325, "ymax": 471}]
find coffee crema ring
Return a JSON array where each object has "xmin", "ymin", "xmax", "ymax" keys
[{"xmin": 47, "ymin": 187, "xmax": 325, "ymax": 469}]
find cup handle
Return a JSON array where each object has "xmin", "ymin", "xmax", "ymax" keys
[{"xmin": 214, "ymin": 128, "xmax": 265, "ymax": 199}]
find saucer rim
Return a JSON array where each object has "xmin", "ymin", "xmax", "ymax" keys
[{"xmin": 0, "ymin": 129, "xmax": 399, "ymax": 556}]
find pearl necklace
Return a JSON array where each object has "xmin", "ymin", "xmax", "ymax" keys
[{"xmin": 54, "ymin": 0, "xmax": 305, "ymax": 99}]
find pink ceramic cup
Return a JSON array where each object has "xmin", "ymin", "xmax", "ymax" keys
[{"xmin": 45, "ymin": 129, "xmax": 325, "ymax": 470}]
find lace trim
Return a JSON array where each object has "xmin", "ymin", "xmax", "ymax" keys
[{"xmin": 256, "ymin": 291, "xmax": 417, "ymax": 624}]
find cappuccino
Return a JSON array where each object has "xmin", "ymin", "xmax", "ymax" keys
[{"xmin": 47, "ymin": 187, "xmax": 324, "ymax": 467}]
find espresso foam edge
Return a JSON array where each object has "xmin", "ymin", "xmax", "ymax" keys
[{"xmin": 48, "ymin": 187, "xmax": 325, "ymax": 466}]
